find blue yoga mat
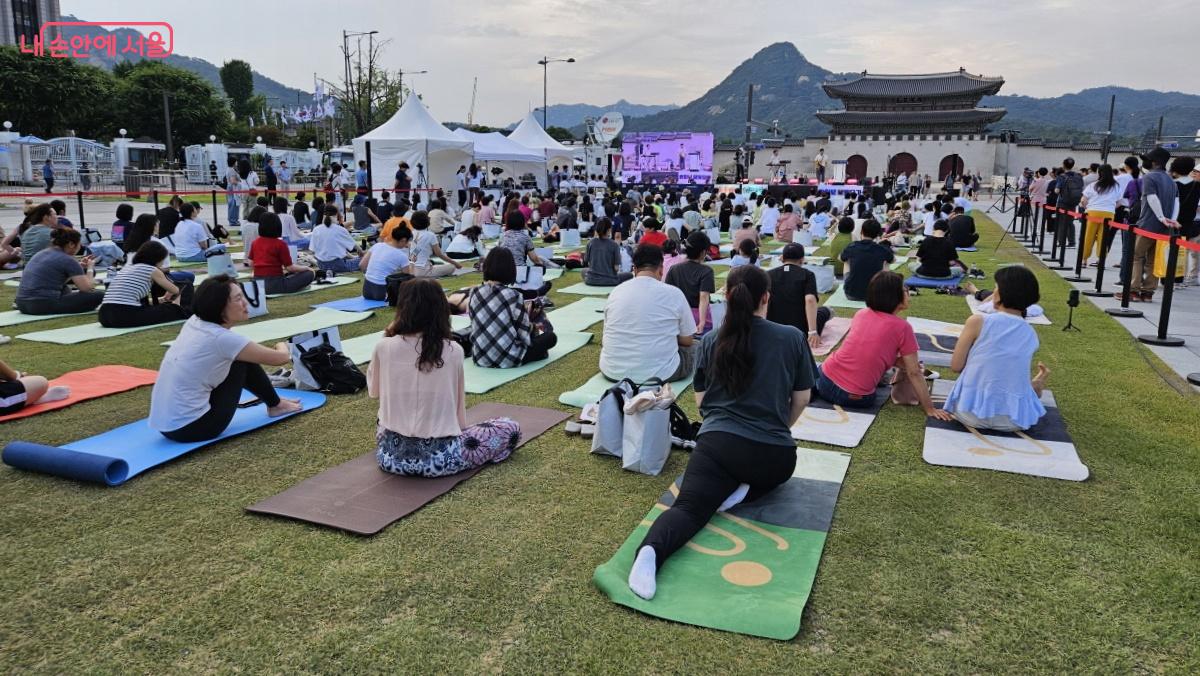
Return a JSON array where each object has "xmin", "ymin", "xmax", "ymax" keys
[
  {"xmin": 904, "ymin": 275, "xmax": 962, "ymax": 289},
  {"xmin": 311, "ymin": 296, "xmax": 389, "ymax": 312},
  {"xmin": 2, "ymin": 389, "xmax": 325, "ymax": 486}
]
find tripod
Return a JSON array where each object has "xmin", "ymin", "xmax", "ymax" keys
[
  {"xmin": 415, "ymin": 163, "xmax": 429, "ymax": 189},
  {"xmin": 1063, "ymin": 290, "xmax": 1082, "ymax": 332},
  {"xmin": 987, "ymin": 178, "xmax": 1013, "ymax": 214}
]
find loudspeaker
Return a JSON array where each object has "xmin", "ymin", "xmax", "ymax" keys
[{"xmin": 1067, "ymin": 289, "xmax": 1080, "ymax": 308}]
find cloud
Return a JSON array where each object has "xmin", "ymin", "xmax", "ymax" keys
[{"xmin": 66, "ymin": 0, "xmax": 1198, "ymax": 128}]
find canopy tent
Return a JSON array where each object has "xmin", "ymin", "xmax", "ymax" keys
[
  {"xmin": 452, "ymin": 128, "xmax": 547, "ymax": 189},
  {"xmin": 507, "ymin": 113, "xmax": 574, "ymax": 174},
  {"xmin": 352, "ymin": 96, "xmax": 473, "ymax": 197}
]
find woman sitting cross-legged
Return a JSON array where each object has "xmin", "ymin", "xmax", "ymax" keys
[
  {"xmin": 14, "ymin": 228, "xmax": 105, "ymax": 315},
  {"xmin": 248, "ymin": 212, "xmax": 315, "ymax": 295},
  {"xmin": 468, "ymin": 247, "xmax": 558, "ymax": 367},
  {"xmin": 149, "ymin": 275, "xmax": 302, "ymax": 442},
  {"xmin": 816, "ymin": 270, "xmax": 954, "ymax": 420},
  {"xmin": 360, "ymin": 225, "xmax": 413, "ymax": 301},
  {"xmin": 0, "ymin": 359, "xmax": 71, "ymax": 415},
  {"xmin": 582, "ymin": 218, "xmax": 632, "ymax": 287},
  {"xmin": 628, "ymin": 265, "xmax": 814, "ymax": 601},
  {"xmin": 98, "ymin": 241, "xmax": 192, "ymax": 328},
  {"xmin": 369, "ymin": 278, "xmax": 523, "ymax": 477},
  {"xmin": 310, "ymin": 204, "xmax": 363, "ymax": 273},
  {"xmin": 942, "ymin": 265, "xmax": 1049, "ymax": 431}
]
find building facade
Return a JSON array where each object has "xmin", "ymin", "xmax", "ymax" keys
[{"xmin": 0, "ymin": 0, "xmax": 59, "ymax": 46}]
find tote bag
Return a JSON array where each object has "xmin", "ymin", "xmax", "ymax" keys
[
  {"xmin": 239, "ymin": 279, "xmax": 268, "ymax": 318},
  {"xmin": 288, "ymin": 326, "xmax": 344, "ymax": 391},
  {"xmin": 206, "ymin": 252, "xmax": 237, "ymax": 279}
]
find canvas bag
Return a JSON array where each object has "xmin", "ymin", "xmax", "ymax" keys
[
  {"xmin": 803, "ymin": 262, "xmax": 836, "ymax": 293},
  {"xmin": 590, "ymin": 378, "xmax": 639, "ymax": 458},
  {"xmin": 515, "ymin": 265, "xmax": 545, "ymax": 292},
  {"xmin": 481, "ymin": 223, "xmax": 501, "ymax": 239},
  {"xmin": 621, "ymin": 407, "xmax": 672, "ymax": 476},
  {"xmin": 792, "ymin": 228, "xmax": 814, "ymax": 246},
  {"xmin": 1153, "ymin": 239, "xmax": 1187, "ymax": 279},
  {"xmin": 705, "ymin": 226, "xmax": 721, "ymax": 246},
  {"xmin": 239, "ymin": 279, "xmax": 268, "ymax": 318},
  {"xmin": 288, "ymin": 326, "xmax": 344, "ymax": 391},
  {"xmin": 206, "ymin": 252, "xmax": 237, "ymax": 278},
  {"xmin": 561, "ymin": 228, "xmax": 582, "ymax": 248},
  {"xmin": 619, "ymin": 247, "xmax": 633, "ymax": 273}
]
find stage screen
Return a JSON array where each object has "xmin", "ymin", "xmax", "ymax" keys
[{"xmin": 621, "ymin": 131, "xmax": 713, "ymax": 184}]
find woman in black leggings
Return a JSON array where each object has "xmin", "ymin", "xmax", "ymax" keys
[
  {"xmin": 628, "ymin": 264, "xmax": 815, "ymax": 600},
  {"xmin": 98, "ymin": 241, "xmax": 192, "ymax": 328},
  {"xmin": 148, "ymin": 275, "xmax": 302, "ymax": 442}
]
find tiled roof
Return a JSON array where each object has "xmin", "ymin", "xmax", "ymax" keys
[
  {"xmin": 823, "ymin": 70, "xmax": 1004, "ymax": 99},
  {"xmin": 815, "ymin": 108, "xmax": 1007, "ymax": 126}
]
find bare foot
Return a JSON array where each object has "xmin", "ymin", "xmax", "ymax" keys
[
  {"xmin": 267, "ymin": 398, "xmax": 303, "ymax": 417},
  {"xmin": 1031, "ymin": 362, "xmax": 1050, "ymax": 395},
  {"xmin": 42, "ymin": 385, "xmax": 71, "ymax": 402},
  {"xmin": 963, "ymin": 280, "xmax": 979, "ymax": 294}
]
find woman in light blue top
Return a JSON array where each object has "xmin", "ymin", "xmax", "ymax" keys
[{"xmin": 942, "ymin": 266, "xmax": 1049, "ymax": 431}]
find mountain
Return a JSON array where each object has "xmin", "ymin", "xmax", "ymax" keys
[
  {"xmin": 622, "ymin": 43, "xmax": 837, "ymax": 142},
  {"xmin": 57, "ymin": 15, "xmax": 311, "ymax": 108},
  {"xmin": 605, "ymin": 42, "xmax": 1200, "ymax": 144},
  {"xmin": 509, "ymin": 99, "xmax": 678, "ymax": 130}
]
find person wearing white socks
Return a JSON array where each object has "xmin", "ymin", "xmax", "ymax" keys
[
  {"xmin": 628, "ymin": 265, "xmax": 814, "ymax": 601},
  {"xmin": 0, "ymin": 360, "xmax": 70, "ymax": 414}
]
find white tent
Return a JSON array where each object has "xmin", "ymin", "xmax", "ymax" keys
[
  {"xmin": 352, "ymin": 96, "xmax": 473, "ymax": 196},
  {"xmin": 507, "ymin": 113, "xmax": 574, "ymax": 173},
  {"xmin": 453, "ymin": 128, "xmax": 546, "ymax": 188}
]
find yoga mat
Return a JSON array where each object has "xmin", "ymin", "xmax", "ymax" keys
[
  {"xmin": 546, "ymin": 297, "xmax": 607, "ymax": 333},
  {"xmin": 957, "ymin": 247, "xmax": 979, "ymax": 252},
  {"xmin": 904, "ymin": 275, "xmax": 963, "ymax": 289},
  {"xmin": 2, "ymin": 389, "xmax": 325, "ymax": 485},
  {"xmin": 791, "ymin": 385, "xmax": 890, "ymax": 448},
  {"xmin": 245, "ymin": 403, "xmax": 570, "ymax": 535},
  {"xmin": 0, "ymin": 308, "xmax": 93, "ymax": 327},
  {"xmin": 822, "ymin": 284, "xmax": 866, "ymax": 310},
  {"xmin": 544, "ymin": 268, "xmax": 564, "ymax": 281},
  {"xmin": 340, "ymin": 315, "xmax": 471, "ymax": 365},
  {"xmin": 464, "ymin": 332, "xmax": 592, "ymax": 394},
  {"xmin": 311, "ymin": 296, "xmax": 389, "ymax": 313},
  {"xmin": 592, "ymin": 447, "xmax": 851, "ymax": 640},
  {"xmin": 965, "ymin": 295, "xmax": 1052, "ymax": 326},
  {"xmin": 162, "ymin": 308, "xmax": 373, "ymax": 346},
  {"xmin": 559, "ymin": 282, "xmax": 617, "ymax": 297},
  {"xmin": 907, "ymin": 318, "xmax": 964, "ymax": 368},
  {"xmin": 559, "ymin": 371, "xmax": 696, "ymax": 408},
  {"xmin": 0, "ymin": 366, "xmax": 158, "ymax": 422},
  {"xmin": 923, "ymin": 380, "xmax": 1087, "ymax": 481},
  {"xmin": 811, "ymin": 317, "xmax": 852, "ymax": 357},
  {"xmin": 266, "ymin": 274, "xmax": 359, "ymax": 298},
  {"xmin": 19, "ymin": 319, "xmax": 185, "ymax": 345}
]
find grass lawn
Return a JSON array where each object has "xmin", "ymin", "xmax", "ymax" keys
[{"xmin": 1, "ymin": 214, "xmax": 1197, "ymax": 673}]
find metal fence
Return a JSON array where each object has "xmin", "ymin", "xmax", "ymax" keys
[{"xmin": 0, "ymin": 168, "xmax": 327, "ymax": 198}]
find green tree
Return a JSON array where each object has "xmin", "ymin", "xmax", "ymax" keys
[
  {"xmin": 219, "ymin": 59, "xmax": 255, "ymax": 119},
  {"xmin": 546, "ymin": 126, "xmax": 575, "ymax": 142},
  {"xmin": 114, "ymin": 61, "xmax": 230, "ymax": 156},
  {"xmin": 0, "ymin": 46, "xmax": 117, "ymax": 139}
]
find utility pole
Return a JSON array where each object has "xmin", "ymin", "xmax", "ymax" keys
[
  {"xmin": 162, "ymin": 91, "xmax": 175, "ymax": 192},
  {"xmin": 366, "ymin": 32, "xmax": 374, "ymax": 128},
  {"xmin": 397, "ymin": 67, "xmax": 428, "ymax": 107},
  {"xmin": 743, "ymin": 82, "xmax": 753, "ymax": 181},
  {"xmin": 1101, "ymin": 94, "xmax": 1115, "ymax": 163}
]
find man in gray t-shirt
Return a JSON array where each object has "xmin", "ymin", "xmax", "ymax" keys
[{"xmin": 1129, "ymin": 148, "xmax": 1181, "ymax": 300}]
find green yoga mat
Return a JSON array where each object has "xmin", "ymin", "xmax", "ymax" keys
[
  {"xmin": 0, "ymin": 309, "xmax": 93, "ymax": 328},
  {"xmin": 559, "ymin": 282, "xmax": 617, "ymax": 297},
  {"xmin": 18, "ymin": 319, "xmax": 185, "ymax": 345},
  {"xmin": 546, "ymin": 297, "xmax": 606, "ymax": 333},
  {"xmin": 593, "ymin": 447, "xmax": 851, "ymax": 640},
  {"xmin": 340, "ymin": 315, "xmax": 471, "ymax": 365},
  {"xmin": 161, "ymin": 308, "xmax": 374, "ymax": 346},
  {"xmin": 558, "ymin": 371, "xmax": 695, "ymax": 408},
  {"xmin": 265, "ymin": 275, "xmax": 359, "ymax": 298},
  {"xmin": 823, "ymin": 284, "xmax": 866, "ymax": 310}
]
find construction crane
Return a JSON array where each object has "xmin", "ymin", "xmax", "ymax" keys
[{"xmin": 467, "ymin": 77, "xmax": 478, "ymax": 126}]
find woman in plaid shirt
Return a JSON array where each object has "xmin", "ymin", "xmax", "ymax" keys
[{"xmin": 468, "ymin": 248, "xmax": 558, "ymax": 368}]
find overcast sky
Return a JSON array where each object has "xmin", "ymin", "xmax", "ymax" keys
[{"xmin": 67, "ymin": 0, "xmax": 1197, "ymax": 127}]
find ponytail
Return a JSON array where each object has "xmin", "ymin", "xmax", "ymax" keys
[
  {"xmin": 711, "ymin": 265, "xmax": 769, "ymax": 397},
  {"xmin": 322, "ymin": 204, "xmax": 338, "ymax": 227}
]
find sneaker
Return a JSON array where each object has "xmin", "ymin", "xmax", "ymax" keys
[
  {"xmin": 1139, "ymin": 292, "xmax": 1155, "ymax": 303},
  {"xmin": 1113, "ymin": 291, "xmax": 1139, "ymax": 303},
  {"xmin": 269, "ymin": 368, "xmax": 294, "ymax": 388},
  {"xmin": 0, "ymin": 335, "xmax": 10, "ymax": 345}
]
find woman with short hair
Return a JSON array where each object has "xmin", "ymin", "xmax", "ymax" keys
[
  {"xmin": 149, "ymin": 275, "xmax": 302, "ymax": 442},
  {"xmin": 468, "ymin": 248, "xmax": 558, "ymax": 367},
  {"xmin": 247, "ymin": 212, "xmax": 315, "ymax": 295},
  {"xmin": 360, "ymin": 225, "xmax": 413, "ymax": 300},
  {"xmin": 369, "ymin": 278, "xmax": 522, "ymax": 477}
]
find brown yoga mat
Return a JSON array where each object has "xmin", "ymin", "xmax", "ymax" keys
[{"xmin": 246, "ymin": 403, "xmax": 569, "ymax": 535}]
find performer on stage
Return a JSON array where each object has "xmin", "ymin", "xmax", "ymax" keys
[{"xmin": 815, "ymin": 148, "xmax": 827, "ymax": 183}]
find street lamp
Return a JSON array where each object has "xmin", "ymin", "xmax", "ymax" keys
[
  {"xmin": 397, "ymin": 67, "xmax": 428, "ymax": 107},
  {"xmin": 119, "ymin": 128, "xmax": 127, "ymax": 138},
  {"xmin": 536, "ymin": 56, "xmax": 575, "ymax": 129},
  {"xmin": 209, "ymin": 134, "xmax": 216, "ymax": 143}
]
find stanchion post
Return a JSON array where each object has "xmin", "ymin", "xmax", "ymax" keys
[
  {"xmin": 1065, "ymin": 213, "xmax": 1092, "ymax": 282},
  {"xmin": 1138, "ymin": 234, "xmax": 1185, "ymax": 346},
  {"xmin": 1083, "ymin": 218, "xmax": 1111, "ymax": 297},
  {"xmin": 1046, "ymin": 209, "xmax": 1072, "ymax": 270},
  {"xmin": 75, "ymin": 190, "xmax": 85, "ymax": 230},
  {"xmin": 152, "ymin": 189, "xmax": 160, "ymax": 213},
  {"xmin": 1107, "ymin": 222, "xmax": 1144, "ymax": 318},
  {"xmin": 1036, "ymin": 204, "xmax": 1048, "ymax": 253},
  {"xmin": 211, "ymin": 189, "xmax": 220, "ymax": 228}
]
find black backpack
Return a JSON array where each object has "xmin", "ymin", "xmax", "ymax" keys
[
  {"xmin": 297, "ymin": 337, "xmax": 366, "ymax": 394},
  {"xmin": 1058, "ymin": 172, "xmax": 1084, "ymax": 208},
  {"xmin": 385, "ymin": 272, "xmax": 416, "ymax": 306}
]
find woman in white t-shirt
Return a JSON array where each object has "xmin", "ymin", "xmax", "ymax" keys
[
  {"xmin": 409, "ymin": 211, "xmax": 462, "ymax": 278},
  {"xmin": 1079, "ymin": 164, "xmax": 1122, "ymax": 266},
  {"xmin": 310, "ymin": 205, "xmax": 362, "ymax": 273},
  {"xmin": 273, "ymin": 197, "xmax": 309, "ymax": 249},
  {"xmin": 445, "ymin": 226, "xmax": 485, "ymax": 259},
  {"xmin": 360, "ymin": 224, "xmax": 413, "ymax": 300},
  {"xmin": 148, "ymin": 275, "xmax": 302, "ymax": 442},
  {"xmin": 467, "ymin": 163, "xmax": 483, "ymax": 206}
]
